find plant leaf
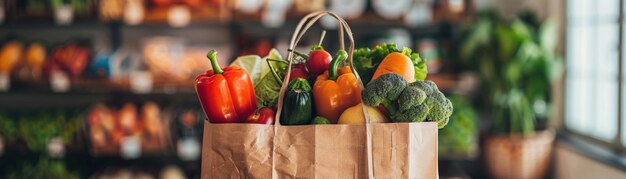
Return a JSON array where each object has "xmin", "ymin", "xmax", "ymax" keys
[{"xmin": 539, "ymin": 18, "xmax": 558, "ymax": 50}]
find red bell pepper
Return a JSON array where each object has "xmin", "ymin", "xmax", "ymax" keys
[
  {"xmin": 245, "ymin": 107, "xmax": 275, "ymax": 124},
  {"xmin": 195, "ymin": 50, "xmax": 258, "ymax": 123}
]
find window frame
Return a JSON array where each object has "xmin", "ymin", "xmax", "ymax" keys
[{"xmin": 563, "ymin": 0, "xmax": 626, "ymax": 154}]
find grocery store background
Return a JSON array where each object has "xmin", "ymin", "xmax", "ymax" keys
[{"xmin": 0, "ymin": 0, "xmax": 624, "ymax": 178}]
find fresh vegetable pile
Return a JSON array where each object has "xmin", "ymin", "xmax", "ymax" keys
[{"xmin": 195, "ymin": 40, "xmax": 453, "ymax": 128}]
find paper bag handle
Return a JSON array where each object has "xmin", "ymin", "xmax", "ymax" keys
[
  {"xmin": 273, "ymin": 11, "xmax": 375, "ymax": 178},
  {"xmin": 275, "ymin": 12, "xmax": 364, "ymax": 122}
]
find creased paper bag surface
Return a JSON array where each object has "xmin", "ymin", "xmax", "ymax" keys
[
  {"xmin": 273, "ymin": 125, "xmax": 369, "ymax": 178},
  {"xmin": 201, "ymin": 122, "xmax": 274, "ymax": 179},
  {"xmin": 201, "ymin": 122, "xmax": 438, "ymax": 179},
  {"xmin": 371, "ymin": 122, "xmax": 439, "ymax": 179}
]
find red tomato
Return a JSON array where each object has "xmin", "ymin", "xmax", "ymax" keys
[
  {"xmin": 245, "ymin": 107, "xmax": 275, "ymax": 125},
  {"xmin": 288, "ymin": 67, "xmax": 308, "ymax": 82},
  {"xmin": 306, "ymin": 50, "xmax": 332, "ymax": 75},
  {"xmin": 294, "ymin": 63, "xmax": 307, "ymax": 71}
]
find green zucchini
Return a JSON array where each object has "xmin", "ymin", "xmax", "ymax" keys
[{"xmin": 281, "ymin": 78, "xmax": 313, "ymax": 125}]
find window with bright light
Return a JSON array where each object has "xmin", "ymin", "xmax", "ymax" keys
[{"xmin": 565, "ymin": 0, "xmax": 622, "ymax": 146}]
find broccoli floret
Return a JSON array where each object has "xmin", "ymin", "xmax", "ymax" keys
[
  {"xmin": 396, "ymin": 80, "xmax": 453, "ymax": 128},
  {"xmin": 394, "ymin": 104, "xmax": 430, "ymax": 122},
  {"xmin": 409, "ymin": 80, "xmax": 438, "ymax": 95},
  {"xmin": 362, "ymin": 75, "xmax": 453, "ymax": 128},
  {"xmin": 362, "ymin": 73, "xmax": 407, "ymax": 108},
  {"xmin": 424, "ymin": 90, "xmax": 454, "ymax": 128},
  {"xmin": 398, "ymin": 87, "xmax": 427, "ymax": 111},
  {"xmin": 311, "ymin": 116, "xmax": 331, "ymax": 124}
]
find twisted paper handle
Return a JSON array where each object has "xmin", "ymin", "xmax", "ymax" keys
[{"xmin": 273, "ymin": 11, "xmax": 375, "ymax": 178}]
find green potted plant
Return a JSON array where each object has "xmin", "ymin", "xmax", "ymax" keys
[
  {"xmin": 438, "ymin": 94, "xmax": 479, "ymax": 158},
  {"xmin": 460, "ymin": 10, "xmax": 562, "ymax": 179}
]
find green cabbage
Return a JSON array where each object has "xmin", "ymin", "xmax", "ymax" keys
[{"xmin": 230, "ymin": 49, "xmax": 287, "ymax": 108}]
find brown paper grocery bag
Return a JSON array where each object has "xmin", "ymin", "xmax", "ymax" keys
[
  {"xmin": 273, "ymin": 125, "xmax": 369, "ymax": 178},
  {"xmin": 200, "ymin": 11, "xmax": 439, "ymax": 179},
  {"xmin": 272, "ymin": 11, "xmax": 373, "ymax": 179},
  {"xmin": 200, "ymin": 123, "xmax": 439, "ymax": 179},
  {"xmin": 370, "ymin": 122, "xmax": 439, "ymax": 178},
  {"xmin": 271, "ymin": 124, "xmax": 438, "ymax": 179},
  {"xmin": 200, "ymin": 122, "xmax": 274, "ymax": 179},
  {"xmin": 272, "ymin": 11, "xmax": 439, "ymax": 179}
]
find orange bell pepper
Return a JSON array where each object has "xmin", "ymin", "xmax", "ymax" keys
[{"xmin": 313, "ymin": 50, "xmax": 362, "ymax": 123}]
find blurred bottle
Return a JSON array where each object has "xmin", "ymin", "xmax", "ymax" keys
[
  {"xmin": 416, "ymin": 39, "xmax": 442, "ymax": 74},
  {"xmin": 172, "ymin": 107, "xmax": 202, "ymax": 161},
  {"xmin": 100, "ymin": 0, "xmax": 124, "ymax": 21},
  {"xmin": 124, "ymin": 0, "xmax": 145, "ymax": 25}
]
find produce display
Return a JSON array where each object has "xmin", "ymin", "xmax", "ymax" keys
[
  {"xmin": 0, "ymin": 111, "xmax": 17, "ymax": 148},
  {"xmin": 0, "ymin": 110, "xmax": 82, "ymax": 157},
  {"xmin": 46, "ymin": 42, "xmax": 92, "ymax": 78},
  {"xmin": 18, "ymin": 0, "xmax": 92, "ymax": 15},
  {"xmin": 87, "ymin": 102, "xmax": 169, "ymax": 155},
  {"xmin": 195, "ymin": 42, "xmax": 453, "ymax": 127},
  {"xmin": 0, "ymin": 107, "xmax": 201, "ymax": 177},
  {"xmin": 16, "ymin": 110, "xmax": 82, "ymax": 153},
  {"xmin": 142, "ymin": 37, "xmax": 214, "ymax": 80},
  {"xmin": 0, "ymin": 37, "xmax": 216, "ymax": 92},
  {"xmin": 0, "ymin": 41, "xmax": 91, "ymax": 80},
  {"xmin": 89, "ymin": 165, "xmax": 187, "ymax": 179},
  {"xmin": 23, "ymin": 43, "xmax": 47, "ymax": 78},
  {"xmin": 0, "ymin": 41, "xmax": 23, "ymax": 76},
  {"xmin": 6, "ymin": 0, "xmax": 458, "ymax": 28},
  {"xmin": 3, "ymin": 158, "xmax": 80, "ymax": 179}
]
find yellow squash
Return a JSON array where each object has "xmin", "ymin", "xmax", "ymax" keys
[{"xmin": 338, "ymin": 103, "xmax": 388, "ymax": 124}]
